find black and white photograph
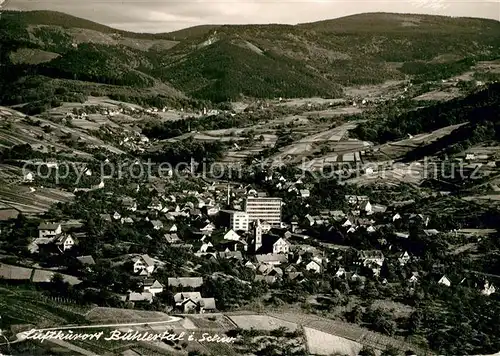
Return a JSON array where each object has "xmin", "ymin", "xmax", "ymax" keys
[{"xmin": 0, "ymin": 0, "xmax": 499, "ymax": 355}]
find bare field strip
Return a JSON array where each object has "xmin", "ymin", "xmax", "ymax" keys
[
  {"xmin": 228, "ymin": 314, "xmax": 298, "ymax": 331},
  {"xmin": 304, "ymin": 327, "xmax": 363, "ymax": 356},
  {"xmin": 85, "ymin": 307, "xmax": 173, "ymax": 323}
]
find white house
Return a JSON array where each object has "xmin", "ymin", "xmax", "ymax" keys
[
  {"xmin": 23, "ymin": 172, "xmax": 34, "ymax": 182},
  {"xmin": 359, "ymin": 250, "xmax": 385, "ymax": 268},
  {"xmin": 482, "ymin": 281, "xmax": 496, "ymax": 296},
  {"xmin": 360, "ymin": 201, "xmax": 372, "ymax": 214},
  {"xmin": 56, "ymin": 234, "xmax": 75, "ymax": 251},
  {"xmin": 113, "ymin": 212, "xmax": 121, "ymax": 220},
  {"xmin": 299, "ymin": 189, "xmax": 310, "ymax": 198},
  {"xmin": 342, "ymin": 219, "xmax": 353, "ymax": 227},
  {"xmin": 151, "ymin": 220, "xmax": 164, "ymax": 230},
  {"xmin": 272, "ymin": 237, "xmax": 291, "ymax": 254},
  {"xmin": 133, "ymin": 255, "xmax": 155, "ymax": 275},
  {"xmin": 223, "ymin": 229, "xmax": 241, "ymax": 241},
  {"xmin": 92, "ymin": 181, "xmax": 105, "ymax": 190},
  {"xmin": 409, "ymin": 272, "xmax": 419, "ymax": 284},
  {"xmin": 334, "ymin": 267, "xmax": 346, "ymax": 278},
  {"xmin": 143, "ymin": 279, "xmax": 164, "ymax": 296},
  {"xmin": 200, "ymin": 223, "xmax": 216, "ymax": 234},
  {"xmin": 38, "ymin": 223, "xmax": 62, "ymax": 239},
  {"xmin": 165, "ymin": 223, "xmax": 177, "ymax": 232},
  {"xmin": 438, "ymin": 275, "xmax": 451, "ymax": 287},
  {"xmin": 398, "ymin": 251, "xmax": 411, "ymax": 266},
  {"xmin": 206, "ymin": 206, "xmax": 220, "ymax": 216},
  {"xmin": 306, "ymin": 260, "xmax": 321, "ymax": 273}
]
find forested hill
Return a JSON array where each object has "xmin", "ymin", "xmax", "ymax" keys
[
  {"xmin": 351, "ymin": 82, "xmax": 500, "ymax": 162},
  {"xmin": 1, "ymin": 10, "xmax": 500, "ymax": 107}
]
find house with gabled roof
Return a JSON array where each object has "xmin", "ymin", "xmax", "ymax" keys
[
  {"xmin": 409, "ymin": 272, "xmax": 419, "ymax": 284},
  {"xmin": 360, "ymin": 200, "xmax": 372, "ymax": 214},
  {"xmin": 164, "ymin": 233, "xmax": 181, "ymax": 244},
  {"xmin": 38, "ymin": 223, "xmax": 62, "ymax": 239},
  {"xmin": 398, "ymin": 251, "xmax": 411, "ymax": 266},
  {"xmin": 199, "ymin": 222, "xmax": 216, "ymax": 235},
  {"xmin": 121, "ymin": 197, "xmax": 137, "ymax": 212},
  {"xmin": 359, "ymin": 250, "xmax": 385, "ymax": 267},
  {"xmin": 165, "ymin": 223, "xmax": 177, "ymax": 232},
  {"xmin": 133, "ymin": 255, "xmax": 155, "ymax": 275},
  {"xmin": 142, "ymin": 279, "xmax": 164, "ymax": 296},
  {"xmin": 481, "ymin": 280, "xmax": 496, "ymax": 296},
  {"xmin": 56, "ymin": 234, "xmax": 75, "ymax": 252},
  {"xmin": 128, "ymin": 292, "xmax": 153, "ymax": 304},
  {"xmin": 174, "ymin": 292, "xmax": 216, "ymax": 313},
  {"xmin": 438, "ymin": 275, "xmax": 451, "ymax": 287},
  {"xmin": 306, "ymin": 260, "xmax": 322, "ymax": 273},
  {"xmin": 151, "ymin": 220, "xmax": 164, "ymax": 230},
  {"xmin": 255, "ymin": 254, "xmax": 288, "ymax": 265},
  {"xmin": 223, "ymin": 229, "xmax": 240, "ymax": 241},
  {"xmin": 334, "ymin": 267, "xmax": 346, "ymax": 278},
  {"xmin": 148, "ymin": 199, "xmax": 163, "ymax": 211},
  {"xmin": 257, "ymin": 236, "xmax": 291, "ymax": 255}
]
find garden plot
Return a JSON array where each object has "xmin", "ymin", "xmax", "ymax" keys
[
  {"xmin": 85, "ymin": 307, "xmax": 174, "ymax": 323},
  {"xmin": 228, "ymin": 315, "xmax": 298, "ymax": 331},
  {"xmin": 304, "ymin": 327, "xmax": 363, "ymax": 356}
]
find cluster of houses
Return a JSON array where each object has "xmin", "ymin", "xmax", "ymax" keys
[
  {"xmin": 124, "ymin": 256, "xmax": 216, "ymax": 312},
  {"xmin": 29, "ymin": 222, "xmax": 78, "ymax": 254},
  {"xmin": 11, "ymin": 163, "xmax": 498, "ymax": 315}
]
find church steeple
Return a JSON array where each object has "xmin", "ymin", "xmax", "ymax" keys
[{"xmin": 254, "ymin": 219, "xmax": 262, "ymax": 252}]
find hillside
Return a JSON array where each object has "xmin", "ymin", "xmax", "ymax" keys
[{"xmin": 1, "ymin": 10, "xmax": 500, "ymax": 106}]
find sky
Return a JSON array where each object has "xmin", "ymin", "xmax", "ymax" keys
[{"xmin": 2, "ymin": 0, "xmax": 499, "ymax": 33}]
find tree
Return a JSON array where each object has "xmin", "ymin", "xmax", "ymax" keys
[
  {"xmin": 381, "ymin": 345, "xmax": 400, "ymax": 356},
  {"xmin": 358, "ymin": 346, "xmax": 376, "ymax": 356},
  {"xmin": 50, "ymin": 273, "xmax": 70, "ymax": 297}
]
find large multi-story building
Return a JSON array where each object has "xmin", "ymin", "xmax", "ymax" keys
[
  {"xmin": 219, "ymin": 210, "xmax": 249, "ymax": 232},
  {"xmin": 244, "ymin": 197, "xmax": 282, "ymax": 226}
]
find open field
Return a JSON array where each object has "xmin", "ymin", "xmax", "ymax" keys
[
  {"xmin": 343, "ymin": 80, "xmax": 406, "ymax": 100},
  {"xmin": 0, "ymin": 169, "xmax": 74, "ymax": 214},
  {"xmin": 275, "ymin": 98, "xmax": 346, "ymax": 107},
  {"xmin": 304, "ymin": 327, "xmax": 363, "ymax": 356},
  {"xmin": 368, "ymin": 123, "xmax": 468, "ymax": 160},
  {"xmin": 227, "ymin": 314, "xmax": 298, "ymax": 331},
  {"xmin": 413, "ymin": 89, "xmax": 461, "ymax": 101},
  {"xmin": 85, "ymin": 307, "xmax": 175, "ymax": 323}
]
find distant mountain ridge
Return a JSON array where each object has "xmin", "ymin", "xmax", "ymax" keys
[{"xmin": 1, "ymin": 10, "xmax": 500, "ymax": 106}]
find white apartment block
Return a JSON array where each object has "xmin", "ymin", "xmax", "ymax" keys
[
  {"xmin": 229, "ymin": 211, "xmax": 249, "ymax": 232},
  {"xmin": 245, "ymin": 197, "xmax": 282, "ymax": 226}
]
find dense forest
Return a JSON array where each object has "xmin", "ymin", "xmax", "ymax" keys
[{"xmin": 2, "ymin": 11, "xmax": 500, "ymax": 105}]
